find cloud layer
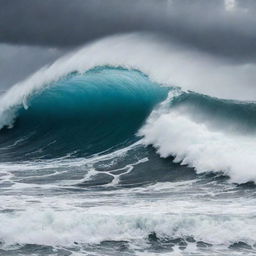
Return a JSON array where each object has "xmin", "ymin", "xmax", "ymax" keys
[{"xmin": 1, "ymin": 0, "xmax": 256, "ymax": 62}]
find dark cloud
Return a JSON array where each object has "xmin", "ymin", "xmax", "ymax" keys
[
  {"xmin": 0, "ymin": 44, "xmax": 66, "ymax": 89},
  {"xmin": 0, "ymin": 0, "xmax": 256, "ymax": 62}
]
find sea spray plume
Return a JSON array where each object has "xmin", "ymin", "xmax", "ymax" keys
[{"xmin": 1, "ymin": 33, "xmax": 256, "ymax": 127}]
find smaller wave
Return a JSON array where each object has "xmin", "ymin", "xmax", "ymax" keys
[
  {"xmin": 170, "ymin": 92, "xmax": 256, "ymax": 134},
  {"xmin": 139, "ymin": 90, "xmax": 256, "ymax": 184},
  {"xmin": 0, "ymin": 208, "xmax": 255, "ymax": 250}
]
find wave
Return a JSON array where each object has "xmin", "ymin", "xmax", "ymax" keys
[
  {"xmin": 0, "ymin": 67, "xmax": 167, "ymax": 160},
  {"xmin": 1, "ymin": 33, "xmax": 256, "ymax": 184},
  {"xmin": 1, "ymin": 208, "xmax": 255, "ymax": 250},
  {"xmin": 139, "ymin": 90, "xmax": 256, "ymax": 184}
]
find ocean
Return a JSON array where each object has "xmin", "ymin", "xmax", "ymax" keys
[{"xmin": 0, "ymin": 34, "xmax": 256, "ymax": 256}]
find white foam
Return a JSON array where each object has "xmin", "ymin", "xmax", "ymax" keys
[
  {"xmin": 0, "ymin": 208, "xmax": 255, "ymax": 248},
  {"xmin": 139, "ymin": 104, "xmax": 256, "ymax": 184}
]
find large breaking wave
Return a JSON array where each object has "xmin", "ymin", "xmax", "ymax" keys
[
  {"xmin": 1, "ymin": 34, "xmax": 256, "ymax": 184},
  {"xmin": 0, "ymin": 67, "xmax": 167, "ymax": 160}
]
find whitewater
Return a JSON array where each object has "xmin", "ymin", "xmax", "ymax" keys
[{"xmin": 0, "ymin": 33, "xmax": 256, "ymax": 255}]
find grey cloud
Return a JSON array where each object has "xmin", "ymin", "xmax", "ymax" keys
[
  {"xmin": 0, "ymin": 0, "xmax": 256, "ymax": 62},
  {"xmin": 0, "ymin": 44, "xmax": 66, "ymax": 89}
]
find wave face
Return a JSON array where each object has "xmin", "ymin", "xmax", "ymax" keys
[{"xmin": 0, "ymin": 67, "xmax": 167, "ymax": 161}]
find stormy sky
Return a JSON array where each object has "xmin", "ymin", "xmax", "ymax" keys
[{"xmin": 1, "ymin": 0, "xmax": 256, "ymax": 89}]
